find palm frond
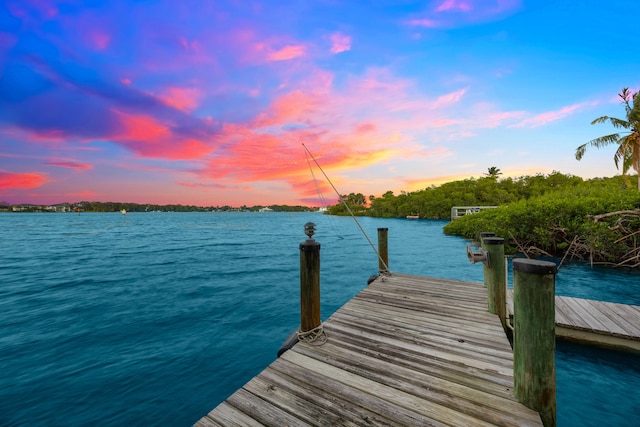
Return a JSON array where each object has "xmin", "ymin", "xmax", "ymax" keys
[
  {"xmin": 577, "ymin": 88, "xmax": 640, "ymax": 189},
  {"xmin": 613, "ymin": 140, "xmax": 629, "ymax": 170},
  {"xmin": 575, "ymin": 143, "xmax": 587, "ymax": 160},
  {"xmin": 629, "ymin": 95, "xmax": 640, "ymax": 125},
  {"xmin": 620, "ymin": 87, "xmax": 631, "ymax": 102},
  {"xmin": 633, "ymin": 140, "xmax": 640, "ymax": 174},
  {"xmin": 591, "ymin": 116, "xmax": 629, "ymax": 128},
  {"xmin": 575, "ymin": 135, "xmax": 621, "ymax": 159},
  {"xmin": 585, "ymin": 133, "xmax": 621, "ymax": 148}
]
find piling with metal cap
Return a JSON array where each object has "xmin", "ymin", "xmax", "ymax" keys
[
  {"xmin": 377, "ymin": 227, "xmax": 389, "ymax": 273},
  {"xmin": 513, "ymin": 258, "xmax": 557, "ymax": 427},
  {"xmin": 300, "ymin": 222, "xmax": 321, "ymax": 333},
  {"xmin": 484, "ymin": 237, "xmax": 506, "ymax": 329}
]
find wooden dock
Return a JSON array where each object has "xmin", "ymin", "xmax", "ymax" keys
[
  {"xmin": 196, "ymin": 273, "xmax": 542, "ymax": 426},
  {"xmin": 450, "ymin": 206, "xmax": 497, "ymax": 220},
  {"xmin": 507, "ymin": 290, "xmax": 640, "ymax": 352}
]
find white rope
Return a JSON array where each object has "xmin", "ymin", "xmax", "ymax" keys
[{"xmin": 297, "ymin": 323, "xmax": 327, "ymax": 345}]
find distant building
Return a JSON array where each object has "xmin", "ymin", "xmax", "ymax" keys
[{"xmin": 258, "ymin": 207, "xmax": 273, "ymax": 212}]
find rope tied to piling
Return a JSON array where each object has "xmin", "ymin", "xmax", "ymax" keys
[{"xmin": 297, "ymin": 323, "xmax": 327, "ymax": 345}]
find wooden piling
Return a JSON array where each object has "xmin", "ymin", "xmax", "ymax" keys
[
  {"xmin": 377, "ymin": 227, "xmax": 389, "ymax": 273},
  {"xmin": 484, "ymin": 237, "xmax": 506, "ymax": 329},
  {"xmin": 479, "ymin": 231, "xmax": 496, "ymax": 248},
  {"xmin": 479, "ymin": 232, "xmax": 496, "ymax": 287},
  {"xmin": 198, "ymin": 273, "xmax": 544, "ymax": 426},
  {"xmin": 513, "ymin": 258, "xmax": 557, "ymax": 427},
  {"xmin": 300, "ymin": 222, "xmax": 321, "ymax": 333}
]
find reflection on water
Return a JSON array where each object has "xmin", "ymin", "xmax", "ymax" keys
[
  {"xmin": 557, "ymin": 340, "xmax": 640, "ymax": 426},
  {"xmin": 0, "ymin": 213, "xmax": 638, "ymax": 425}
]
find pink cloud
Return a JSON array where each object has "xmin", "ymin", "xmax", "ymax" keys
[
  {"xmin": 512, "ymin": 102, "xmax": 595, "ymax": 128},
  {"xmin": 436, "ymin": 0, "xmax": 473, "ymax": 12},
  {"xmin": 486, "ymin": 110, "xmax": 527, "ymax": 127},
  {"xmin": 224, "ymin": 27, "xmax": 309, "ymax": 64},
  {"xmin": 407, "ymin": 18, "xmax": 439, "ymax": 28},
  {"xmin": 180, "ymin": 37, "xmax": 198, "ymax": 51},
  {"xmin": 329, "ymin": 32, "xmax": 351, "ymax": 54},
  {"xmin": 356, "ymin": 123, "xmax": 377, "ymax": 134},
  {"xmin": 159, "ymin": 87, "xmax": 201, "ymax": 112},
  {"xmin": 91, "ymin": 32, "xmax": 111, "ymax": 50},
  {"xmin": 430, "ymin": 118, "xmax": 459, "ymax": 127},
  {"xmin": 432, "ymin": 88, "xmax": 467, "ymax": 106},
  {"xmin": 192, "ymin": 67, "xmax": 456, "ymax": 194},
  {"xmin": 388, "ymin": 88, "xmax": 467, "ymax": 113},
  {"xmin": 354, "ymin": 68, "xmax": 411, "ymax": 94},
  {"xmin": 0, "ymin": 172, "xmax": 49, "ymax": 190},
  {"xmin": 267, "ymin": 44, "xmax": 305, "ymax": 61},
  {"xmin": 407, "ymin": 0, "xmax": 521, "ymax": 29},
  {"xmin": 44, "ymin": 161, "xmax": 93, "ymax": 170},
  {"xmin": 113, "ymin": 111, "xmax": 213, "ymax": 160}
]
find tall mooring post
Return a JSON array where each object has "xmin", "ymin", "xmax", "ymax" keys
[
  {"xmin": 479, "ymin": 232, "xmax": 496, "ymax": 287},
  {"xmin": 479, "ymin": 231, "xmax": 496, "ymax": 249},
  {"xmin": 300, "ymin": 222, "xmax": 321, "ymax": 334},
  {"xmin": 484, "ymin": 237, "xmax": 506, "ymax": 329},
  {"xmin": 513, "ymin": 258, "xmax": 558, "ymax": 427},
  {"xmin": 377, "ymin": 227, "xmax": 389, "ymax": 273}
]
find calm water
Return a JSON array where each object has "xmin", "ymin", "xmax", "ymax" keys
[{"xmin": 1, "ymin": 212, "xmax": 639, "ymax": 426}]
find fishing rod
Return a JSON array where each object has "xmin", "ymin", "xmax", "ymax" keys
[{"xmin": 302, "ymin": 143, "xmax": 389, "ymax": 272}]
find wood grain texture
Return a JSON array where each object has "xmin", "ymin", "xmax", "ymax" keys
[
  {"xmin": 507, "ymin": 290, "xmax": 640, "ymax": 346},
  {"xmin": 196, "ymin": 273, "xmax": 543, "ymax": 426}
]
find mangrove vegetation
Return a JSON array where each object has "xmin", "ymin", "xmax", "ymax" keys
[{"xmin": 327, "ymin": 172, "xmax": 640, "ymax": 268}]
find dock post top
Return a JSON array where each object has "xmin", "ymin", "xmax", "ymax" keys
[
  {"xmin": 483, "ymin": 237, "xmax": 504, "ymax": 245},
  {"xmin": 513, "ymin": 258, "xmax": 557, "ymax": 275},
  {"xmin": 300, "ymin": 222, "xmax": 320, "ymax": 250}
]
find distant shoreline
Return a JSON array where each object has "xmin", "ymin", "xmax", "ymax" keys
[{"xmin": 1, "ymin": 202, "xmax": 320, "ymax": 213}]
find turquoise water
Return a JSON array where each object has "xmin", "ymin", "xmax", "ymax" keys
[{"xmin": 1, "ymin": 212, "xmax": 638, "ymax": 426}]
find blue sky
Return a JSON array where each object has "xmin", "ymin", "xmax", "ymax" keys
[{"xmin": 1, "ymin": 0, "xmax": 638, "ymax": 206}]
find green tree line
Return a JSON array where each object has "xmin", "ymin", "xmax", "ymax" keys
[
  {"xmin": 328, "ymin": 171, "xmax": 587, "ymax": 219},
  {"xmin": 326, "ymin": 173, "xmax": 640, "ymax": 267},
  {"xmin": 444, "ymin": 176, "xmax": 640, "ymax": 267}
]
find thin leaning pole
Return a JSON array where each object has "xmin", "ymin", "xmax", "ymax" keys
[{"xmin": 302, "ymin": 143, "xmax": 389, "ymax": 272}]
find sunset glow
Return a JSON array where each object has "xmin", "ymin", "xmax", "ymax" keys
[{"xmin": 1, "ymin": 1, "xmax": 638, "ymax": 206}]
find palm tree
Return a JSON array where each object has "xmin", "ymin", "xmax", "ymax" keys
[
  {"xmin": 484, "ymin": 166, "xmax": 502, "ymax": 179},
  {"xmin": 576, "ymin": 88, "xmax": 640, "ymax": 190}
]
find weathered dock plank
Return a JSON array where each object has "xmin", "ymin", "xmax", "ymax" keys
[
  {"xmin": 197, "ymin": 273, "xmax": 542, "ymax": 426},
  {"xmin": 507, "ymin": 290, "xmax": 640, "ymax": 351}
]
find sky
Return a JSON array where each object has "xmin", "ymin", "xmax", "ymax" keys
[{"xmin": 1, "ymin": 0, "xmax": 639, "ymax": 207}]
